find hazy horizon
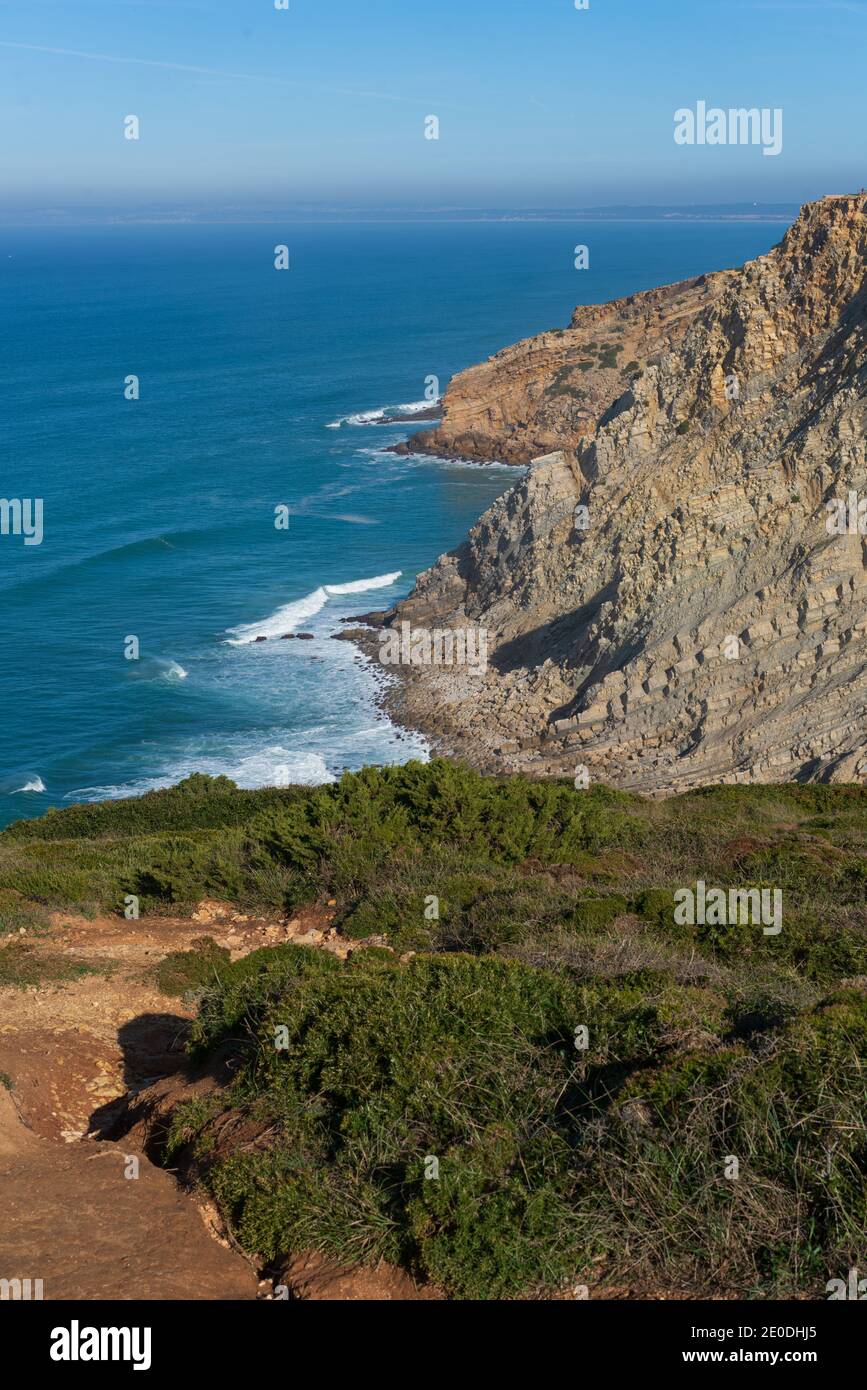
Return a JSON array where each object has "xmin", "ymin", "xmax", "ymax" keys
[
  {"xmin": 1, "ymin": 0, "xmax": 865, "ymax": 224},
  {"xmin": 0, "ymin": 200, "xmax": 806, "ymax": 228}
]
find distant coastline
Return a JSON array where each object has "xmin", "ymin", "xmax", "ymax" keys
[{"xmin": 0, "ymin": 202, "xmax": 801, "ymax": 228}]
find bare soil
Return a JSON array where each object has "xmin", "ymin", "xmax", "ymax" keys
[{"xmin": 0, "ymin": 904, "xmax": 432, "ymax": 1301}]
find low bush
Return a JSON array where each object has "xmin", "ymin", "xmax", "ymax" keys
[
  {"xmin": 153, "ymin": 936, "xmax": 232, "ymax": 998},
  {"xmin": 169, "ymin": 947, "xmax": 867, "ymax": 1298},
  {"xmin": 4, "ymin": 762, "xmax": 866, "ymax": 1298}
]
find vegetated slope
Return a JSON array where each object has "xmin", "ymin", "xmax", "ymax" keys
[
  {"xmin": 383, "ymin": 194, "xmax": 867, "ymax": 793},
  {"xmin": 4, "ymin": 767, "xmax": 866, "ymax": 1299}
]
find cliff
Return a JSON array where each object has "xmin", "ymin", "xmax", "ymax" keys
[{"xmin": 378, "ymin": 194, "xmax": 867, "ymax": 793}]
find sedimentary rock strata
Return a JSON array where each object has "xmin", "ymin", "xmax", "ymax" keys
[{"xmin": 379, "ymin": 194, "xmax": 867, "ymax": 793}]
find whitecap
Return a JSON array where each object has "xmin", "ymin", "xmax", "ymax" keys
[
  {"xmin": 160, "ymin": 660, "xmax": 188, "ymax": 681},
  {"xmin": 66, "ymin": 747, "xmax": 337, "ymax": 802},
  {"xmin": 14, "ymin": 776, "xmax": 46, "ymax": 793},
  {"xmin": 225, "ymin": 571, "xmax": 401, "ymax": 645},
  {"xmin": 325, "ymin": 572, "xmax": 401, "ymax": 595},
  {"xmin": 327, "ymin": 399, "xmax": 440, "ymax": 428}
]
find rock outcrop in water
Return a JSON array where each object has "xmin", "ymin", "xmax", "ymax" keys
[{"xmin": 379, "ymin": 194, "xmax": 867, "ymax": 793}]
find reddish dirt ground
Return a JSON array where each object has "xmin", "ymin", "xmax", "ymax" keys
[{"xmin": 0, "ymin": 903, "xmax": 435, "ymax": 1301}]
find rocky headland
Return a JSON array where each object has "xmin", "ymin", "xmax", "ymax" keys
[{"xmin": 371, "ymin": 194, "xmax": 867, "ymax": 793}]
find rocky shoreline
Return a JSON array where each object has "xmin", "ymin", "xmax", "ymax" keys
[
  {"xmin": 333, "ymin": 615, "xmax": 456, "ymax": 763},
  {"xmin": 389, "ymin": 431, "xmax": 528, "ymax": 466},
  {"xmin": 350, "ymin": 194, "xmax": 867, "ymax": 794}
]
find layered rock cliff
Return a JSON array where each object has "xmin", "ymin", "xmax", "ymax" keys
[{"xmin": 377, "ymin": 194, "xmax": 867, "ymax": 793}]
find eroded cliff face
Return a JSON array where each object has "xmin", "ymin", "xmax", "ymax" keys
[{"xmin": 378, "ymin": 194, "xmax": 867, "ymax": 793}]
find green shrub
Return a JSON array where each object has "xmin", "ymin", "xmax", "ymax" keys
[
  {"xmin": 176, "ymin": 950, "xmax": 596, "ymax": 1297},
  {"xmin": 153, "ymin": 936, "xmax": 232, "ymax": 998},
  {"xmin": 2, "ymin": 773, "xmax": 307, "ymax": 842},
  {"xmin": 0, "ymin": 889, "xmax": 51, "ymax": 936},
  {"xmin": 633, "ymin": 887, "xmax": 677, "ymax": 930},
  {"xmin": 4, "ymin": 762, "xmax": 866, "ymax": 1299},
  {"xmin": 601, "ymin": 989, "xmax": 867, "ymax": 1291},
  {"xmin": 570, "ymin": 894, "xmax": 630, "ymax": 932},
  {"xmin": 171, "ymin": 948, "xmax": 867, "ymax": 1298}
]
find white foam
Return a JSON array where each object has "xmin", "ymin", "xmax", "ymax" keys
[
  {"xmin": 327, "ymin": 399, "xmax": 440, "ymax": 428},
  {"xmin": 63, "ymin": 589, "xmax": 431, "ymax": 808},
  {"xmin": 352, "ymin": 445, "xmax": 524, "ymax": 473},
  {"xmin": 67, "ymin": 748, "xmax": 336, "ymax": 802},
  {"xmin": 14, "ymin": 776, "xmax": 46, "ymax": 793},
  {"xmin": 325, "ymin": 572, "xmax": 400, "ymax": 595},
  {"xmin": 225, "ymin": 587, "xmax": 330, "ymax": 644},
  {"xmin": 161, "ymin": 660, "xmax": 188, "ymax": 681},
  {"xmin": 390, "ymin": 449, "xmax": 525, "ymax": 473},
  {"xmin": 225, "ymin": 571, "xmax": 401, "ymax": 645}
]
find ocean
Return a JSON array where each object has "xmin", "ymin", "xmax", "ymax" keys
[{"xmin": 0, "ymin": 218, "xmax": 786, "ymax": 827}]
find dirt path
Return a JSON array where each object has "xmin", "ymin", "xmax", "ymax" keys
[
  {"xmin": 0, "ymin": 906, "xmax": 273, "ymax": 1299},
  {"xmin": 0, "ymin": 1088, "xmax": 257, "ymax": 1299},
  {"xmin": 0, "ymin": 902, "xmax": 434, "ymax": 1302}
]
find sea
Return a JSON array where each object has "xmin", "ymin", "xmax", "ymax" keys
[{"xmin": 0, "ymin": 218, "xmax": 786, "ymax": 827}]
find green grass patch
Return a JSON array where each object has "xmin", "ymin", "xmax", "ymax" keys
[
  {"xmin": 153, "ymin": 936, "xmax": 233, "ymax": 998},
  {"xmin": 0, "ymin": 889, "xmax": 52, "ymax": 937},
  {"xmin": 0, "ymin": 941, "xmax": 107, "ymax": 990}
]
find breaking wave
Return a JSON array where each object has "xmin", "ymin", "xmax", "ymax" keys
[
  {"xmin": 225, "ymin": 571, "xmax": 401, "ymax": 645},
  {"xmin": 14, "ymin": 776, "xmax": 46, "ymax": 793},
  {"xmin": 327, "ymin": 399, "xmax": 440, "ymax": 428}
]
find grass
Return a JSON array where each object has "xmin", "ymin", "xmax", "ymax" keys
[
  {"xmin": 545, "ymin": 366, "xmax": 589, "ymax": 401},
  {"xmin": 597, "ymin": 343, "xmax": 621, "ymax": 368},
  {"xmin": 168, "ymin": 945, "xmax": 867, "ymax": 1299},
  {"xmin": 3, "ymin": 761, "xmax": 866, "ymax": 1297},
  {"xmin": 0, "ymin": 940, "xmax": 106, "ymax": 989},
  {"xmin": 0, "ymin": 889, "xmax": 52, "ymax": 937},
  {"xmin": 153, "ymin": 936, "xmax": 233, "ymax": 999}
]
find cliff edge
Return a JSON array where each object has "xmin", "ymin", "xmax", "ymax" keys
[{"xmin": 379, "ymin": 194, "xmax": 867, "ymax": 793}]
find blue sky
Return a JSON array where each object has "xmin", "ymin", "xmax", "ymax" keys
[{"xmin": 0, "ymin": 0, "xmax": 865, "ymax": 218}]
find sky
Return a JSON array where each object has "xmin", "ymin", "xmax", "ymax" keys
[{"xmin": 0, "ymin": 0, "xmax": 865, "ymax": 220}]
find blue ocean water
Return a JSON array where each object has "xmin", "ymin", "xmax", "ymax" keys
[{"xmin": 0, "ymin": 219, "xmax": 785, "ymax": 827}]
